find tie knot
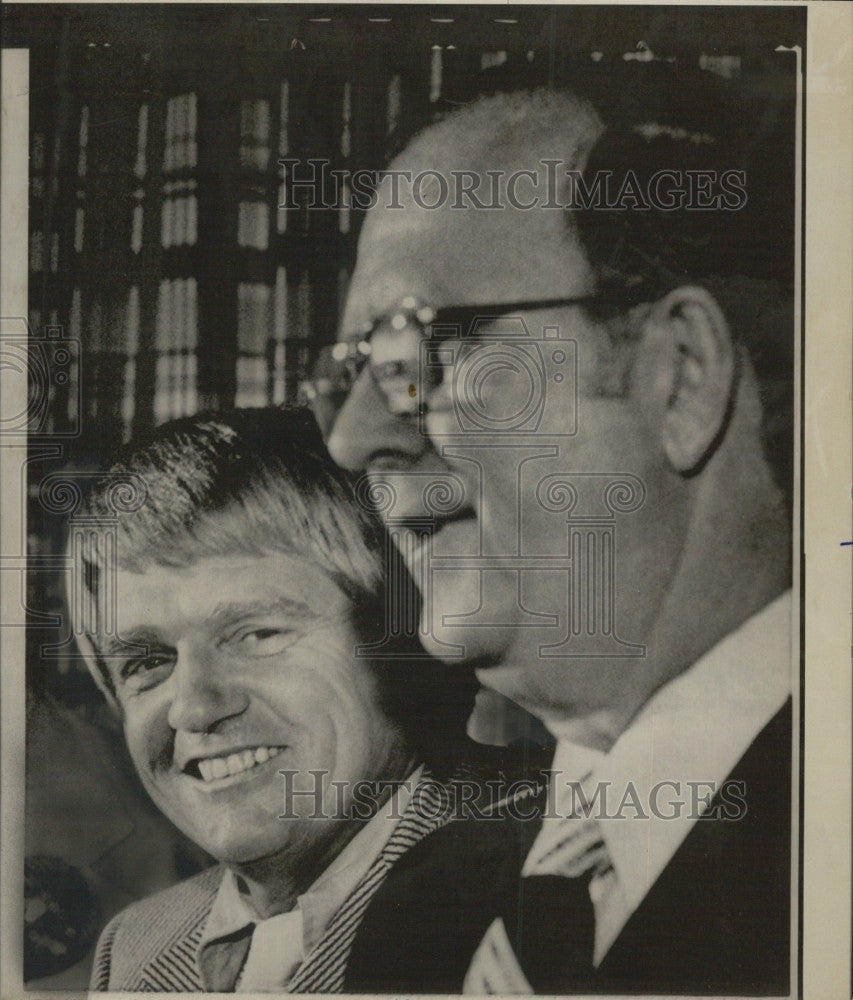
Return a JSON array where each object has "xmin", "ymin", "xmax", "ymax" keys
[{"xmin": 523, "ymin": 812, "xmax": 612, "ymax": 881}]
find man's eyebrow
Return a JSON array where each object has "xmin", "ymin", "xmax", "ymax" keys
[
  {"xmin": 95, "ymin": 598, "xmax": 318, "ymax": 656},
  {"xmin": 99, "ymin": 629, "xmax": 164, "ymax": 658},
  {"xmin": 206, "ymin": 597, "xmax": 317, "ymax": 630}
]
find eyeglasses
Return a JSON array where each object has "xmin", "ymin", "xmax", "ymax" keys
[{"xmin": 299, "ymin": 293, "xmax": 601, "ymax": 421}]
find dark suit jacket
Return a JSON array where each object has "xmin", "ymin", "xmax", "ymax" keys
[{"xmin": 346, "ymin": 701, "xmax": 792, "ymax": 995}]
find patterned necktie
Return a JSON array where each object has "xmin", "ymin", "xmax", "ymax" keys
[{"xmin": 517, "ymin": 811, "xmax": 613, "ymax": 992}]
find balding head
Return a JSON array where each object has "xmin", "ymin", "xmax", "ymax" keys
[
  {"xmin": 391, "ymin": 89, "xmax": 603, "ymax": 177},
  {"xmin": 343, "ymin": 91, "xmax": 603, "ymax": 335},
  {"xmin": 327, "ymin": 79, "xmax": 792, "ymax": 740}
]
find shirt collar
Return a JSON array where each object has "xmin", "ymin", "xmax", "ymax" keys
[
  {"xmin": 544, "ymin": 592, "xmax": 792, "ymax": 916},
  {"xmin": 200, "ymin": 766, "xmax": 422, "ymax": 958}
]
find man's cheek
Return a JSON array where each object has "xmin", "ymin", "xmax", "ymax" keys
[{"xmin": 124, "ymin": 708, "xmax": 172, "ymax": 774}]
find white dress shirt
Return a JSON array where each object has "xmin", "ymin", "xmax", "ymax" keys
[
  {"xmin": 199, "ymin": 769, "xmax": 420, "ymax": 991},
  {"xmin": 527, "ymin": 591, "xmax": 792, "ymax": 966}
]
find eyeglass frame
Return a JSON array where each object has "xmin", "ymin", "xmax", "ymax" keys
[{"xmin": 299, "ymin": 292, "xmax": 611, "ymax": 419}]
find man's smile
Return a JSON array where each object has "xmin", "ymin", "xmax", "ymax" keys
[{"xmin": 179, "ymin": 745, "xmax": 288, "ymax": 785}]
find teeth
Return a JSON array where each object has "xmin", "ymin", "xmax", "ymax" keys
[{"xmin": 193, "ymin": 746, "xmax": 284, "ymax": 782}]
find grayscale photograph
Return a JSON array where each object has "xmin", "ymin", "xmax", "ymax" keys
[{"xmin": 1, "ymin": 3, "xmax": 814, "ymax": 995}]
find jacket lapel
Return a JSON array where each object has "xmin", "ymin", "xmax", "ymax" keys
[
  {"xmin": 288, "ymin": 770, "xmax": 458, "ymax": 993},
  {"xmin": 131, "ymin": 868, "xmax": 222, "ymax": 991},
  {"xmin": 139, "ymin": 919, "xmax": 208, "ymax": 991},
  {"xmin": 343, "ymin": 782, "xmax": 547, "ymax": 993}
]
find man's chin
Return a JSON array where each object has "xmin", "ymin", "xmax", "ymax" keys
[
  {"xmin": 401, "ymin": 526, "xmax": 529, "ymax": 665},
  {"xmin": 416, "ymin": 619, "xmax": 517, "ymax": 665},
  {"xmin": 202, "ymin": 834, "xmax": 304, "ymax": 869},
  {"xmin": 472, "ymin": 659, "xmax": 541, "ymax": 706}
]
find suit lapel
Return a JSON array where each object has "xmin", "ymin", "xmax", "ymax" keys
[
  {"xmin": 289, "ymin": 771, "xmax": 458, "ymax": 993},
  {"xmin": 139, "ymin": 919, "xmax": 208, "ymax": 991},
  {"xmin": 595, "ymin": 700, "xmax": 792, "ymax": 995},
  {"xmin": 344, "ymin": 782, "xmax": 546, "ymax": 993},
  {"xmin": 346, "ymin": 705, "xmax": 792, "ymax": 996},
  {"xmin": 129, "ymin": 868, "xmax": 221, "ymax": 991}
]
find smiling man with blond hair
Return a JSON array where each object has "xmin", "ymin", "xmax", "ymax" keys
[{"xmin": 71, "ymin": 406, "xmax": 520, "ymax": 993}]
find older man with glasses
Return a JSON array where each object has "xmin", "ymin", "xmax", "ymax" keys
[{"xmin": 315, "ymin": 68, "xmax": 795, "ymax": 994}]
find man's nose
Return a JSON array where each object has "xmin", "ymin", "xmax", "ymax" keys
[
  {"xmin": 326, "ymin": 366, "xmax": 429, "ymax": 472},
  {"xmin": 166, "ymin": 645, "xmax": 248, "ymax": 733}
]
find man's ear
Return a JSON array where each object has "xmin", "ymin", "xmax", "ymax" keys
[
  {"xmin": 75, "ymin": 631, "xmax": 121, "ymax": 714},
  {"xmin": 642, "ymin": 285, "xmax": 736, "ymax": 474}
]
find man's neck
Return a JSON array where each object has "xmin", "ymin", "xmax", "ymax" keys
[
  {"xmin": 230, "ymin": 823, "xmax": 360, "ymax": 919},
  {"xmin": 545, "ymin": 435, "xmax": 791, "ymax": 752},
  {"xmin": 229, "ymin": 754, "xmax": 420, "ymax": 919},
  {"xmin": 647, "ymin": 433, "xmax": 790, "ymax": 701}
]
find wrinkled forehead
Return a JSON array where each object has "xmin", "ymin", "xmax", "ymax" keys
[{"xmin": 341, "ymin": 138, "xmax": 599, "ymax": 337}]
